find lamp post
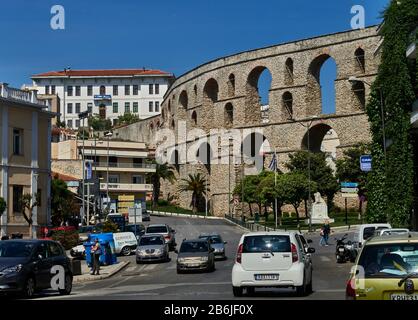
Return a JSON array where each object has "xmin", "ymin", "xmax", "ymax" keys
[
  {"xmin": 78, "ymin": 110, "xmax": 89, "ymax": 225},
  {"xmin": 105, "ymin": 131, "xmax": 113, "ymax": 214},
  {"xmin": 348, "ymin": 76, "xmax": 386, "ymax": 161},
  {"xmin": 63, "ymin": 67, "xmax": 71, "ymax": 123},
  {"xmin": 286, "ymin": 112, "xmax": 318, "ymax": 232}
]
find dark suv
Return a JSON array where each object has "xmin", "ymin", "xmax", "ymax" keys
[{"xmin": 0, "ymin": 240, "xmax": 73, "ymax": 298}]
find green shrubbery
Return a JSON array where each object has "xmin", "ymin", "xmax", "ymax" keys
[{"xmin": 52, "ymin": 230, "xmax": 80, "ymax": 250}]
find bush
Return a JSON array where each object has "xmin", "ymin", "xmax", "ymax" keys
[
  {"xmin": 102, "ymin": 220, "xmax": 119, "ymax": 233},
  {"xmin": 52, "ymin": 230, "xmax": 80, "ymax": 250},
  {"xmin": 158, "ymin": 199, "xmax": 169, "ymax": 206}
]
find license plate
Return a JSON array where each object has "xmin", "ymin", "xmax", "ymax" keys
[
  {"xmin": 339, "ymin": 248, "xmax": 345, "ymax": 252},
  {"xmin": 254, "ymin": 274, "xmax": 279, "ymax": 281},
  {"xmin": 390, "ymin": 294, "xmax": 418, "ymax": 300},
  {"xmin": 188, "ymin": 264, "xmax": 200, "ymax": 267}
]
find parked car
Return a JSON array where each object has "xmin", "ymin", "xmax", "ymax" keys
[
  {"xmin": 353, "ymin": 224, "xmax": 392, "ymax": 249},
  {"xmin": 136, "ymin": 235, "xmax": 169, "ymax": 263},
  {"xmin": 198, "ymin": 233, "xmax": 227, "ymax": 260},
  {"xmin": 70, "ymin": 244, "xmax": 86, "ymax": 259},
  {"xmin": 145, "ymin": 224, "xmax": 176, "ymax": 250},
  {"xmin": 374, "ymin": 228, "xmax": 409, "ymax": 237},
  {"xmin": 78, "ymin": 225, "xmax": 102, "ymax": 242},
  {"xmin": 231, "ymin": 231, "xmax": 315, "ymax": 297},
  {"xmin": 0, "ymin": 240, "xmax": 73, "ymax": 298},
  {"xmin": 176, "ymin": 239, "xmax": 215, "ymax": 273},
  {"xmin": 124, "ymin": 224, "xmax": 146, "ymax": 239},
  {"xmin": 346, "ymin": 232, "xmax": 418, "ymax": 300},
  {"xmin": 112, "ymin": 232, "xmax": 138, "ymax": 256},
  {"xmin": 142, "ymin": 209, "xmax": 150, "ymax": 222}
]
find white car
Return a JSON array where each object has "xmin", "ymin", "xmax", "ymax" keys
[
  {"xmin": 231, "ymin": 231, "xmax": 315, "ymax": 297},
  {"xmin": 374, "ymin": 228, "xmax": 409, "ymax": 237}
]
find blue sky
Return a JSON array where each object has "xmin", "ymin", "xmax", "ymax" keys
[{"xmin": 0, "ymin": 0, "xmax": 388, "ymax": 96}]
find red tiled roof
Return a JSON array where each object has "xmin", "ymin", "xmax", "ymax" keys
[
  {"xmin": 32, "ymin": 69, "xmax": 172, "ymax": 78},
  {"xmin": 52, "ymin": 172, "xmax": 78, "ymax": 182}
]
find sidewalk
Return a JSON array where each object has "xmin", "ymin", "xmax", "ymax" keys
[{"xmin": 72, "ymin": 260, "xmax": 130, "ymax": 284}]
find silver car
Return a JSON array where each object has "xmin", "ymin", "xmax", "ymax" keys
[
  {"xmin": 176, "ymin": 239, "xmax": 215, "ymax": 273},
  {"xmin": 136, "ymin": 235, "xmax": 169, "ymax": 263},
  {"xmin": 199, "ymin": 233, "xmax": 227, "ymax": 260}
]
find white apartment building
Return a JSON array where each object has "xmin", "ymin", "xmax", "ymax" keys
[{"xmin": 31, "ymin": 69, "xmax": 174, "ymax": 129}]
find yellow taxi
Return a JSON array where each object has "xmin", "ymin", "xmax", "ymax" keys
[{"xmin": 346, "ymin": 232, "xmax": 418, "ymax": 300}]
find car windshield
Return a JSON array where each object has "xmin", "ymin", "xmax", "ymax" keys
[
  {"xmin": 147, "ymin": 226, "xmax": 168, "ymax": 234},
  {"xmin": 180, "ymin": 241, "xmax": 209, "ymax": 253},
  {"xmin": 140, "ymin": 236, "xmax": 164, "ymax": 246},
  {"xmin": 243, "ymin": 235, "xmax": 291, "ymax": 253},
  {"xmin": 358, "ymin": 243, "xmax": 418, "ymax": 278},
  {"xmin": 200, "ymin": 235, "xmax": 222, "ymax": 244},
  {"xmin": 0, "ymin": 242, "xmax": 35, "ymax": 257}
]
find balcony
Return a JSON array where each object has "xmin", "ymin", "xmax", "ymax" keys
[
  {"xmin": 0, "ymin": 83, "xmax": 49, "ymax": 108},
  {"xmin": 94, "ymin": 162, "xmax": 156, "ymax": 172},
  {"xmin": 100, "ymin": 183, "xmax": 153, "ymax": 192}
]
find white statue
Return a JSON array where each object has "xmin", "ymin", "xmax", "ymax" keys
[{"xmin": 306, "ymin": 192, "xmax": 334, "ymax": 224}]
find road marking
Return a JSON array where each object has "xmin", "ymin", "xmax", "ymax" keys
[
  {"xmin": 126, "ymin": 266, "xmax": 136, "ymax": 272},
  {"xmin": 320, "ymin": 256, "xmax": 331, "ymax": 262},
  {"xmin": 144, "ymin": 264, "xmax": 157, "ymax": 271}
]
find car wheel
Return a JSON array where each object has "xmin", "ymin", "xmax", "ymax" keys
[
  {"xmin": 23, "ymin": 277, "xmax": 36, "ymax": 298},
  {"xmin": 296, "ymin": 274, "xmax": 307, "ymax": 297},
  {"xmin": 232, "ymin": 286, "xmax": 243, "ymax": 297},
  {"xmin": 121, "ymin": 247, "xmax": 131, "ymax": 256},
  {"xmin": 59, "ymin": 273, "xmax": 73, "ymax": 295},
  {"xmin": 306, "ymin": 271, "xmax": 313, "ymax": 294}
]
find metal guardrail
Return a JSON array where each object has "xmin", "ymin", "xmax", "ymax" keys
[{"xmin": 224, "ymin": 214, "xmax": 306, "ymax": 232}]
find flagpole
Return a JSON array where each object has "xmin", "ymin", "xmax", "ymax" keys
[{"xmin": 274, "ymin": 148, "xmax": 278, "ymax": 229}]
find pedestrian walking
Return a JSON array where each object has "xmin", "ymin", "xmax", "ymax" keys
[
  {"xmin": 319, "ymin": 219, "xmax": 331, "ymax": 246},
  {"xmin": 90, "ymin": 238, "xmax": 102, "ymax": 275}
]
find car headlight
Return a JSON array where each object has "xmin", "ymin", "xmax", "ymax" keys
[
  {"xmin": 137, "ymin": 250, "xmax": 146, "ymax": 255},
  {"xmin": 178, "ymin": 258, "xmax": 185, "ymax": 263},
  {"xmin": 154, "ymin": 249, "xmax": 161, "ymax": 254},
  {"xmin": 200, "ymin": 256, "xmax": 208, "ymax": 262},
  {"xmin": 1, "ymin": 264, "xmax": 23, "ymax": 275}
]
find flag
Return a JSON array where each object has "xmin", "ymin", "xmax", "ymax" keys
[{"xmin": 268, "ymin": 153, "xmax": 277, "ymax": 171}]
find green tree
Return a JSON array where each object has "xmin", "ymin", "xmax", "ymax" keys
[
  {"xmin": 88, "ymin": 115, "xmax": 111, "ymax": 132},
  {"xmin": 20, "ymin": 193, "xmax": 40, "ymax": 239},
  {"xmin": 286, "ymin": 151, "xmax": 339, "ymax": 211},
  {"xmin": 233, "ymin": 174, "xmax": 264, "ymax": 216},
  {"xmin": 117, "ymin": 113, "xmax": 140, "ymax": 126},
  {"xmin": 257, "ymin": 171, "xmax": 286, "ymax": 225},
  {"xmin": 178, "ymin": 173, "xmax": 209, "ymax": 214},
  {"xmin": 279, "ymin": 173, "xmax": 317, "ymax": 223},
  {"xmin": 102, "ymin": 220, "xmax": 119, "ymax": 233},
  {"xmin": 51, "ymin": 177, "xmax": 76, "ymax": 226},
  {"xmin": 365, "ymin": 0, "xmax": 417, "ymax": 227},
  {"xmin": 147, "ymin": 161, "xmax": 176, "ymax": 207}
]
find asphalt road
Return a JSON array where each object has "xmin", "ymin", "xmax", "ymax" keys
[{"xmin": 37, "ymin": 216, "xmax": 354, "ymax": 300}]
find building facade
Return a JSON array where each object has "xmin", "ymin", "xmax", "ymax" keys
[
  {"xmin": 31, "ymin": 69, "xmax": 174, "ymax": 129},
  {"xmin": 52, "ymin": 138, "xmax": 155, "ymax": 220},
  {"xmin": 0, "ymin": 83, "xmax": 54, "ymax": 237}
]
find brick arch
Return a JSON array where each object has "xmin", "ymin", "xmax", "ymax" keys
[
  {"xmin": 306, "ymin": 53, "xmax": 338, "ymax": 116},
  {"xmin": 179, "ymin": 90, "xmax": 188, "ymax": 109},
  {"xmin": 245, "ymin": 66, "xmax": 272, "ymax": 125},
  {"xmin": 301, "ymin": 122, "xmax": 340, "ymax": 153},
  {"xmin": 201, "ymin": 78, "xmax": 219, "ymax": 131}
]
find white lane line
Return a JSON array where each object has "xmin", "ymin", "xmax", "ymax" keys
[{"xmin": 320, "ymin": 256, "xmax": 331, "ymax": 262}]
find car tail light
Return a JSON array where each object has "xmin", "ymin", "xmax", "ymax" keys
[
  {"xmin": 291, "ymin": 243, "xmax": 298, "ymax": 263},
  {"xmin": 164, "ymin": 235, "xmax": 171, "ymax": 240},
  {"xmin": 346, "ymin": 276, "xmax": 356, "ymax": 300},
  {"xmin": 236, "ymin": 244, "xmax": 243, "ymax": 263}
]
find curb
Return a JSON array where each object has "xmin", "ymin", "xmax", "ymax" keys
[
  {"xmin": 150, "ymin": 211, "xmax": 222, "ymax": 220},
  {"xmin": 73, "ymin": 261, "xmax": 130, "ymax": 284}
]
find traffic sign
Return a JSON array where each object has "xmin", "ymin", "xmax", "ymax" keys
[
  {"xmin": 341, "ymin": 193, "xmax": 358, "ymax": 198},
  {"xmin": 341, "ymin": 182, "xmax": 358, "ymax": 188},
  {"xmin": 341, "ymin": 188, "xmax": 359, "ymax": 193},
  {"xmin": 360, "ymin": 155, "xmax": 372, "ymax": 172}
]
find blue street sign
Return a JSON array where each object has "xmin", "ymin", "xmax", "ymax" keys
[
  {"xmin": 360, "ymin": 155, "xmax": 372, "ymax": 172},
  {"xmin": 85, "ymin": 161, "xmax": 92, "ymax": 180},
  {"xmin": 341, "ymin": 182, "xmax": 358, "ymax": 188}
]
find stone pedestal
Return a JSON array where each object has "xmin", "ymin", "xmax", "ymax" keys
[{"xmin": 305, "ymin": 192, "xmax": 334, "ymax": 224}]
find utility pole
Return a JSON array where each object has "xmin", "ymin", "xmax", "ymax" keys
[{"xmin": 78, "ymin": 111, "xmax": 89, "ymax": 225}]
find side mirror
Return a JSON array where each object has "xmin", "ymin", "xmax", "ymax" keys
[
  {"xmin": 171, "ymin": 229, "xmax": 176, "ymax": 233},
  {"xmin": 210, "ymin": 248, "xmax": 215, "ymax": 252},
  {"xmin": 174, "ymin": 249, "xmax": 178, "ymax": 254},
  {"xmin": 37, "ymin": 254, "xmax": 44, "ymax": 260},
  {"xmin": 307, "ymin": 247, "xmax": 315, "ymax": 254},
  {"xmin": 224, "ymin": 241, "xmax": 228, "ymax": 244},
  {"xmin": 307, "ymin": 239, "xmax": 313, "ymax": 244}
]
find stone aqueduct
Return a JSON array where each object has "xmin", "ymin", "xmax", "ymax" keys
[{"xmin": 114, "ymin": 26, "xmax": 381, "ymax": 216}]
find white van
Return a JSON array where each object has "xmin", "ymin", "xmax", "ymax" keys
[
  {"xmin": 113, "ymin": 232, "xmax": 138, "ymax": 256},
  {"xmin": 353, "ymin": 223, "xmax": 392, "ymax": 249}
]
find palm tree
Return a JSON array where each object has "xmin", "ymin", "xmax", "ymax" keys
[
  {"xmin": 178, "ymin": 173, "xmax": 209, "ymax": 214},
  {"xmin": 146, "ymin": 161, "xmax": 176, "ymax": 207}
]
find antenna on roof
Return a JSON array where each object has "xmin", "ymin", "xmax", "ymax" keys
[{"xmin": 143, "ymin": 66, "xmax": 146, "ymax": 71}]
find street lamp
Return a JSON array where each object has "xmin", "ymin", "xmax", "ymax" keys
[
  {"xmin": 286, "ymin": 111, "xmax": 318, "ymax": 232},
  {"xmin": 78, "ymin": 110, "xmax": 89, "ymax": 225},
  {"xmin": 348, "ymin": 76, "xmax": 386, "ymax": 162},
  {"xmin": 105, "ymin": 131, "xmax": 113, "ymax": 214},
  {"xmin": 63, "ymin": 67, "xmax": 71, "ymax": 123}
]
